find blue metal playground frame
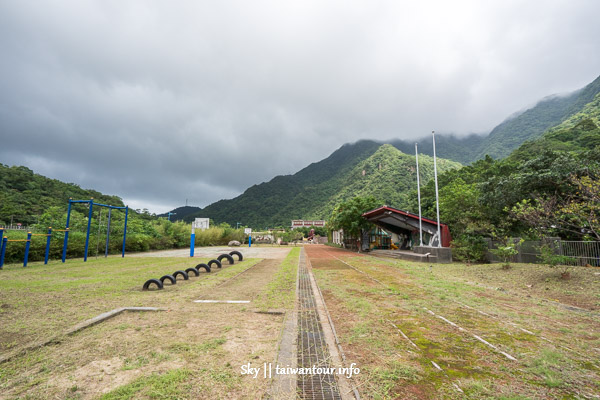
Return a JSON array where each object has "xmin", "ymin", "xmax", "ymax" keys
[{"xmin": 62, "ymin": 199, "xmax": 129, "ymax": 262}]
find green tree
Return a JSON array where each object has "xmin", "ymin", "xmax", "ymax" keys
[
  {"xmin": 489, "ymin": 238, "xmax": 522, "ymax": 270},
  {"xmin": 538, "ymin": 243, "xmax": 576, "ymax": 279},
  {"xmin": 329, "ymin": 196, "xmax": 380, "ymax": 238},
  {"xmin": 510, "ymin": 174, "xmax": 600, "ymax": 241}
]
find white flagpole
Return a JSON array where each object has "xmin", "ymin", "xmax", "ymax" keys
[
  {"xmin": 432, "ymin": 131, "xmax": 442, "ymax": 247},
  {"xmin": 415, "ymin": 143, "xmax": 423, "ymax": 246}
]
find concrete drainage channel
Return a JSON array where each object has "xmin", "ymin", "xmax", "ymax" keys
[
  {"xmin": 296, "ymin": 249, "xmax": 360, "ymax": 400},
  {"xmin": 297, "ymin": 251, "xmax": 342, "ymax": 400}
]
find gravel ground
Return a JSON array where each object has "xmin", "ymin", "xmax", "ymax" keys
[{"xmin": 128, "ymin": 245, "xmax": 301, "ymax": 259}]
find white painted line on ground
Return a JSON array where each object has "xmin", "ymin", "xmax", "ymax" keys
[
  {"xmin": 331, "ymin": 255, "xmax": 387, "ymax": 286},
  {"xmin": 453, "ymin": 300, "xmax": 600, "ymax": 367},
  {"xmin": 452, "ymin": 383, "xmax": 464, "ymax": 393},
  {"xmin": 388, "ymin": 320, "xmax": 419, "ymax": 349},
  {"xmin": 326, "ymin": 251, "xmax": 465, "ymax": 395},
  {"xmin": 454, "ymin": 300, "xmax": 537, "ymax": 335},
  {"xmin": 423, "ymin": 307, "xmax": 518, "ymax": 362},
  {"xmin": 193, "ymin": 300, "xmax": 250, "ymax": 303}
]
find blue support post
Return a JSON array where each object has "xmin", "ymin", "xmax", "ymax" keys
[
  {"xmin": 105, "ymin": 209, "xmax": 112, "ymax": 258},
  {"xmin": 44, "ymin": 227, "xmax": 52, "ymax": 265},
  {"xmin": 84, "ymin": 200, "xmax": 93, "ymax": 262},
  {"xmin": 24, "ymin": 232, "xmax": 32, "ymax": 267},
  {"xmin": 62, "ymin": 200, "xmax": 73, "ymax": 263},
  {"xmin": 249, "ymin": 235, "xmax": 252, "ymax": 247},
  {"xmin": 190, "ymin": 233, "xmax": 195, "ymax": 257},
  {"xmin": 0, "ymin": 236, "xmax": 6, "ymax": 269},
  {"xmin": 121, "ymin": 206, "xmax": 128, "ymax": 258}
]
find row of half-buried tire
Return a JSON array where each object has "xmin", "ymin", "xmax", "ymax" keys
[{"xmin": 142, "ymin": 251, "xmax": 243, "ymax": 290}]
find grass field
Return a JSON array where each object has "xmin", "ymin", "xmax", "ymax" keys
[
  {"xmin": 0, "ymin": 249, "xmax": 297, "ymax": 399},
  {"xmin": 1, "ymin": 246, "xmax": 599, "ymax": 399},
  {"xmin": 306, "ymin": 246, "xmax": 600, "ymax": 399}
]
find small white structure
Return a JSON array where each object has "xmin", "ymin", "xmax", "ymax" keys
[
  {"xmin": 332, "ymin": 229, "xmax": 344, "ymax": 245},
  {"xmin": 193, "ymin": 218, "xmax": 210, "ymax": 231}
]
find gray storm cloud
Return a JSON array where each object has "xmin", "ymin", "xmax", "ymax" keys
[{"xmin": 1, "ymin": 0, "xmax": 600, "ymax": 213}]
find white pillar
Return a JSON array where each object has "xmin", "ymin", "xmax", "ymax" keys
[
  {"xmin": 415, "ymin": 143, "xmax": 423, "ymax": 246},
  {"xmin": 432, "ymin": 131, "xmax": 442, "ymax": 247}
]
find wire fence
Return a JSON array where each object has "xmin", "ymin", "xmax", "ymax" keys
[{"xmin": 487, "ymin": 238, "xmax": 600, "ymax": 266}]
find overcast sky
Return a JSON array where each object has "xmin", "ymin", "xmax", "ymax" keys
[{"xmin": 1, "ymin": 0, "xmax": 599, "ymax": 214}]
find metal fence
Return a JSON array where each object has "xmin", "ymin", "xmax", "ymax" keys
[
  {"xmin": 0, "ymin": 225, "xmax": 33, "ymax": 231},
  {"xmin": 560, "ymin": 241, "xmax": 600, "ymax": 266},
  {"xmin": 486, "ymin": 238, "xmax": 600, "ymax": 266}
]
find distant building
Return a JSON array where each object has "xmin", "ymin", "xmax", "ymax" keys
[{"xmin": 291, "ymin": 220, "xmax": 326, "ymax": 229}]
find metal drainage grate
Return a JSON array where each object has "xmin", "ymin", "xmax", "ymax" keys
[{"xmin": 297, "ymin": 251, "xmax": 342, "ymax": 400}]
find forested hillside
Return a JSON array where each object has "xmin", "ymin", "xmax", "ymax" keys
[
  {"xmin": 0, "ymin": 164, "xmax": 200, "ymax": 263},
  {"xmin": 390, "ymin": 74, "xmax": 600, "ymax": 164},
  {"xmin": 185, "ymin": 143, "xmax": 460, "ymax": 227},
  {"xmin": 0, "ymin": 164, "xmax": 124, "ymax": 226},
  {"xmin": 411, "ymin": 114, "xmax": 600, "ymax": 261},
  {"xmin": 473, "ymin": 74, "xmax": 600, "ymax": 160}
]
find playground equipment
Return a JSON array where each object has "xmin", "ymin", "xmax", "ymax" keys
[
  {"xmin": 196, "ymin": 263, "xmax": 211, "ymax": 272},
  {"xmin": 141, "ymin": 253, "xmax": 240, "ymax": 291},
  {"xmin": 62, "ymin": 199, "xmax": 128, "ymax": 262},
  {"xmin": 217, "ymin": 253, "xmax": 235, "ymax": 265},
  {"xmin": 0, "ymin": 227, "xmax": 61, "ymax": 268},
  {"xmin": 1, "ymin": 199, "xmax": 129, "ymax": 268}
]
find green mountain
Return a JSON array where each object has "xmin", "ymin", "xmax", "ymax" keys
[
  {"xmin": 390, "ymin": 133, "xmax": 486, "ymax": 165},
  {"xmin": 0, "ymin": 164, "xmax": 125, "ymax": 225},
  {"xmin": 390, "ymin": 74, "xmax": 600, "ymax": 163},
  {"xmin": 474, "ymin": 74, "xmax": 600, "ymax": 160},
  {"xmin": 184, "ymin": 143, "xmax": 461, "ymax": 228},
  {"xmin": 179, "ymin": 75, "xmax": 600, "ymax": 228}
]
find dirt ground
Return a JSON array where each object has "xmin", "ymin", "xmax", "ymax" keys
[{"xmin": 129, "ymin": 245, "xmax": 293, "ymax": 260}]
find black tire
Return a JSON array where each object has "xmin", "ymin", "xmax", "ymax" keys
[
  {"xmin": 160, "ymin": 274, "xmax": 176, "ymax": 285},
  {"xmin": 208, "ymin": 259, "xmax": 222, "ymax": 269},
  {"xmin": 173, "ymin": 270, "xmax": 189, "ymax": 281},
  {"xmin": 195, "ymin": 263, "xmax": 211, "ymax": 273},
  {"xmin": 217, "ymin": 254, "xmax": 235, "ymax": 265},
  {"xmin": 143, "ymin": 278, "xmax": 163, "ymax": 290},
  {"xmin": 229, "ymin": 250, "xmax": 243, "ymax": 261},
  {"xmin": 185, "ymin": 267, "xmax": 200, "ymax": 277}
]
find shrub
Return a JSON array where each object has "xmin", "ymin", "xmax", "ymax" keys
[
  {"xmin": 538, "ymin": 243, "xmax": 576, "ymax": 279},
  {"xmin": 451, "ymin": 234, "xmax": 488, "ymax": 264}
]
